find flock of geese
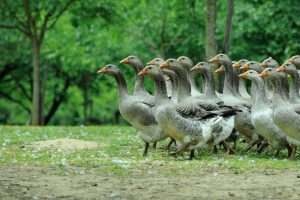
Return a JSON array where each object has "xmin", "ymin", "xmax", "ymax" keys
[{"xmin": 97, "ymin": 54, "xmax": 300, "ymax": 160}]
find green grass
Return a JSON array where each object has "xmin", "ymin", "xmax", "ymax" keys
[{"xmin": 0, "ymin": 126, "xmax": 300, "ymax": 176}]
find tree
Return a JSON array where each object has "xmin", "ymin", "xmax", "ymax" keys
[
  {"xmin": 0, "ymin": 0, "xmax": 74, "ymax": 125},
  {"xmin": 222, "ymin": 0, "xmax": 234, "ymax": 54},
  {"xmin": 205, "ymin": 0, "xmax": 217, "ymax": 60}
]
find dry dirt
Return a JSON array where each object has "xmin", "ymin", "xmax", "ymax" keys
[{"xmin": 1, "ymin": 165, "xmax": 300, "ymax": 200}]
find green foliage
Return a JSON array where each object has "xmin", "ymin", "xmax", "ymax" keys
[{"xmin": 0, "ymin": 0, "xmax": 299, "ymax": 125}]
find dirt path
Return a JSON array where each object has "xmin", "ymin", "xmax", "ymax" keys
[{"xmin": 1, "ymin": 165, "xmax": 300, "ymax": 200}]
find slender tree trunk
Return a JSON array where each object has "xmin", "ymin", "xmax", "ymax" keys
[
  {"xmin": 223, "ymin": 0, "xmax": 234, "ymax": 54},
  {"xmin": 40, "ymin": 60, "xmax": 48, "ymax": 125},
  {"xmin": 30, "ymin": 38, "xmax": 42, "ymax": 125},
  {"xmin": 205, "ymin": 0, "xmax": 217, "ymax": 60}
]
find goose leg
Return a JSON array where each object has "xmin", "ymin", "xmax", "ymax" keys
[
  {"xmin": 189, "ymin": 150, "xmax": 195, "ymax": 160},
  {"xmin": 143, "ymin": 142, "xmax": 149, "ymax": 156},
  {"xmin": 233, "ymin": 137, "xmax": 237, "ymax": 150},
  {"xmin": 275, "ymin": 150, "xmax": 280, "ymax": 158},
  {"xmin": 213, "ymin": 145, "xmax": 218, "ymax": 154},
  {"xmin": 221, "ymin": 141, "xmax": 235, "ymax": 155},
  {"xmin": 257, "ymin": 141, "xmax": 269, "ymax": 154},
  {"xmin": 242, "ymin": 140, "xmax": 260, "ymax": 153},
  {"xmin": 166, "ymin": 138, "xmax": 176, "ymax": 151},
  {"xmin": 152, "ymin": 142, "xmax": 157, "ymax": 149},
  {"xmin": 287, "ymin": 144, "xmax": 292, "ymax": 158}
]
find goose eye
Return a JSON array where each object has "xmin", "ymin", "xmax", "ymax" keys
[
  {"xmin": 250, "ymin": 71, "xmax": 253, "ymax": 73},
  {"xmin": 268, "ymin": 69, "xmax": 271, "ymax": 71},
  {"xmin": 108, "ymin": 65, "xmax": 112, "ymax": 68},
  {"xmin": 170, "ymin": 60, "xmax": 173, "ymax": 62},
  {"xmin": 267, "ymin": 60, "xmax": 270, "ymax": 63},
  {"xmin": 250, "ymin": 62, "xmax": 253, "ymax": 65},
  {"xmin": 156, "ymin": 59, "xmax": 159, "ymax": 61},
  {"xmin": 148, "ymin": 67, "xmax": 152, "ymax": 70}
]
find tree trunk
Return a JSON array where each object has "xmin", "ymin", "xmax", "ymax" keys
[
  {"xmin": 30, "ymin": 38, "xmax": 42, "ymax": 125},
  {"xmin": 205, "ymin": 0, "xmax": 217, "ymax": 60},
  {"xmin": 223, "ymin": 0, "xmax": 234, "ymax": 54}
]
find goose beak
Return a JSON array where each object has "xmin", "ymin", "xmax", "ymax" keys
[
  {"xmin": 97, "ymin": 67, "xmax": 108, "ymax": 74},
  {"xmin": 120, "ymin": 57, "xmax": 129, "ymax": 64},
  {"xmin": 209, "ymin": 56, "xmax": 219, "ymax": 63},
  {"xmin": 277, "ymin": 65, "xmax": 285, "ymax": 72},
  {"xmin": 147, "ymin": 60, "xmax": 154, "ymax": 65},
  {"xmin": 260, "ymin": 62, "xmax": 267, "ymax": 67},
  {"xmin": 238, "ymin": 72, "xmax": 248, "ymax": 78},
  {"xmin": 159, "ymin": 61, "xmax": 169, "ymax": 69},
  {"xmin": 138, "ymin": 69, "xmax": 147, "ymax": 76},
  {"xmin": 240, "ymin": 63, "xmax": 249, "ymax": 70},
  {"xmin": 233, "ymin": 62, "xmax": 241, "ymax": 68},
  {"xmin": 166, "ymin": 77, "xmax": 171, "ymax": 81},
  {"xmin": 215, "ymin": 65, "xmax": 225, "ymax": 73},
  {"xmin": 259, "ymin": 70, "xmax": 268, "ymax": 77},
  {"xmin": 288, "ymin": 57, "xmax": 295, "ymax": 63},
  {"xmin": 190, "ymin": 66, "xmax": 200, "ymax": 72}
]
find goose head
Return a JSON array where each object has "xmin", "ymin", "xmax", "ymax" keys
[
  {"xmin": 277, "ymin": 61, "xmax": 297, "ymax": 74},
  {"xmin": 177, "ymin": 56, "xmax": 194, "ymax": 71},
  {"xmin": 147, "ymin": 58, "xmax": 164, "ymax": 66},
  {"xmin": 209, "ymin": 54, "xmax": 231, "ymax": 65},
  {"xmin": 97, "ymin": 64, "xmax": 120, "ymax": 76},
  {"xmin": 233, "ymin": 59, "xmax": 249, "ymax": 69},
  {"xmin": 120, "ymin": 55, "xmax": 143, "ymax": 68},
  {"xmin": 288, "ymin": 55, "xmax": 300, "ymax": 68},
  {"xmin": 161, "ymin": 68, "xmax": 177, "ymax": 80},
  {"xmin": 238, "ymin": 70, "xmax": 260, "ymax": 81},
  {"xmin": 190, "ymin": 62, "xmax": 211, "ymax": 74},
  {"xmin": 241, "ymin": 61, "xmax": 263, "ymax": 73},
  {"xmin": 138, "ymin": 65, "xmax": 162, "ymax": 78},
  {"xmin": 259, "ymin": 68, "xmax": 279, "ymax": 80},
  {"xmin": 260, "ymin": 57, "xmax": 279, "ymax": 68},
  {"xmin": 159, "ymin": 58, "xmax": 183, "ymax": 72}
]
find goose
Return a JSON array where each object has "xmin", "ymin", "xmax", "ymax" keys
[
  {"xmin": 277, "ymin": 62, "xmax": 300, "ymax": 104},
  {"xmin": 209, "ymin": 54, "xmax": 263, "ymax": 152},
  {"xmin": 239, "ymin": 70, "xmax": 290, "ymax": 156},
  {"xmin": 97, "ymin": 64, "xmax": 168, "ymax": 156},
  {"xmin": 191, "ymin": 62, "xmax": 239, "ymax": 150},
  {"xmin": 261, "ymin": 57, "xmax": 289, "ymax": 100},
  {"xmin": 259, "ymin": 68, "xmax": 299, "ymax": 159},
  {"xmin": 138, "ymin": 65, "xmax": 239, "ymax": 159},
  {"xmin": 233, "ymin": 59, "xmax": 251, "ymax": 99},
  {"xmin": 120, "ymin": 55, "xmax": 153, "ymax": 99},
  {"xmin": 288, "ymin": 55, "xmax": 300, "ymax": 68},
  {"xmin": 177, "ymin": 56, "xmax": 204, "ymax": 98}
]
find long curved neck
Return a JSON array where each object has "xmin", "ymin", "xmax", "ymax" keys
[
  {"xmin": 170, "ymin": 76, "xmax": 178, "ymax": 101},
  {"xmin": 278, "ymin": 73, "xmax": 289, "ymax": 100},
  {"xmin": 203, "ymin": 69, "xmax": 217, "ymax": 98},
  {"xmin": 113, "ymin": 71, "xmax": 129, "ymax": 99},
  {"xmin": 288, "ymin": 70, "xmax": 300, "ymax": 103},
  {"xmin": 252, "ymin": 78, "xmax": 268, "ymax": 109},
  {"xmin": 174, "ymin": 66, "xmax": 191, "ymax": 102},
  {"xmin": 152, "ymin": 73, "xmax": 169, "ymax": 104},
  {"xmin": 239, "ymin": 77, "xmax": 249, "ymax": 96},
  {"xmin": 132, "ymin": 62, "xmax": 147, "ymax": 93},
  {"xmin": 222, "ymin": 61, "xmax": 234, "ymax": 96},
  {"xmin": 232, "ymin": 68, "xmax": 242, "ymax": 97},
  {"xmin": 189, "ymin": 71, "xmax": 200, "ymax": 94},
  {"xmin": 270, "ymin": 78, "xmax": 286, "ymax": 105}
]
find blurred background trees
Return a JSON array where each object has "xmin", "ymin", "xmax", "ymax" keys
[{"xmin": 0, "ymin": 0, "xmax": 299, "ymax": 125}]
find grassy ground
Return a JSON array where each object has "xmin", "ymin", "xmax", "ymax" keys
[{"xmin": 1, "ymin": 126, "xmax": 300, "ymax": 199}]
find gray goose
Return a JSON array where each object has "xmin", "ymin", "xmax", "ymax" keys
[
  {"xmin": 277, "ymin": 62, "xmax": 300, "ymax": 104},
  {"xmin": 289, "ymin": 55, "xmax": 300, "ymax": 68},
  {"xmin": 259, "ymin": 68, "xmax": 300, "ymax": 159},
  {"xmin": 239, "ymin": 70, "xmax": 290, "ymax": 156},
  {"xmin": 120, "ymin": 55, "xmax": 153, "ymax": 99},
  {"xmin": 139, "ymin": 65, "xmax": 239, "ymax": 159},
  {"xmin": 97, "ymin": 64, "xmax": 167, "ymax": 156},
  {"xmin": 233, "ymin": 59, "xmax": 251, "ymax": 99},
  {"xmin": 177, "ymin": 56, "xmax": 205, "ymax": 98},
  {"xmin": 209, "ymin": 54, "xmax": 263, "ymax": 152},
  {"xmin": 261, "ymin": 57, "xmax": 289, "ymax": 100}
]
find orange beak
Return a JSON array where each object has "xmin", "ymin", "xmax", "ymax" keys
[
  {"xmin": 97, "ymin": 67, "xmax": 107, "ymax": 74},
  {"xmin": 147, "ymin": 60, "xmax": 154, "ymax": 65},
  {"xmin": 277, "ymin": 65, "xmax": 285, "ymax": 72},
  {"xmin": 238, "ymin": 72, "xmax": 248, "ymax": 78},
  {"xmin": 288, "ymin": 57, "xmax": 295, "ymax": 63},
  {"xmin": 120, "ymin": 57, "xmax": 129, "ymax": 64},
  {"xmin": 190, "ymin": 66, "xmax": 200, "ymax": 72},
  {"xmin": 260, "ymin": 62, "xmax": 267, "ymax": 67},
  {"xmin": 209, "ymin": 55, "xmax": 219, "ymax": 63},
  {"xmin": 259, "ymin": 70, "xmax": 268, "ymax": 77},
  {"xmin": 166, "ymin": 77, "xmax": 171, "ymax": 81},
  {"xmin": 138, "ymin": 69, "xmax": 148, "ymax": 76},
  {"xmin": 215, "ymin": 65, "xmax": 225, "ymax": 73},
  {"xmin": 240, "ymin": 63, "xmax": 249, "ymax": 70},
  {"xmin": 159, "ymin": 61, "xmax": 169, "ymax": 69},
  {"xmin": 233, "ymin": 62, "xmax": 241, "ymax": 68}
]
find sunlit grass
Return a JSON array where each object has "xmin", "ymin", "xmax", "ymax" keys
[{"xmin": 0, "ymin": 126, "xmax": 299, "ymax": 177}]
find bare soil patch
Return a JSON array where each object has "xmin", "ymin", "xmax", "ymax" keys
[
  {"xmin": 29, "ymin": 138, "xmax": 99, "ymax": 150},
  {"xmin": 1, "ymin": 165, "xmax": 300, "ymax": 200}
]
